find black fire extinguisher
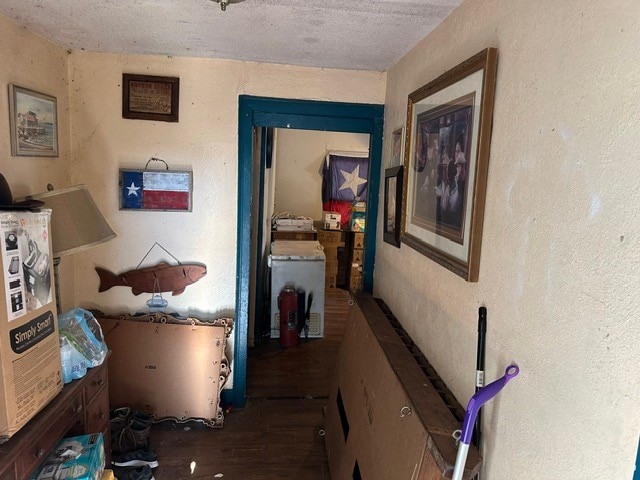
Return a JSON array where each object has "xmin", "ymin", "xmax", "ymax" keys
[{"xmin": 278, "ymin": 286, "xmax": 298, "ymax": 347}]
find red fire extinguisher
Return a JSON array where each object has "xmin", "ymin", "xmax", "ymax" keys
[{"xmin": 278, "ymin": 286, "xmax": 299, "ymax": 347}]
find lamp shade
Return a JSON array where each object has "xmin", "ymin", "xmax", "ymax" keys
[{"xmin": 28, "ymin": 185, "xmax": 116, "ymax": 257}]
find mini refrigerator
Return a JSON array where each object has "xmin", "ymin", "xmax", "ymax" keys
[{"xmin": 268, "ymin": 240, "xmax": 325, "ymax": 338}]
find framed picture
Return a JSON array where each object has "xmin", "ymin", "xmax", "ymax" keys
[
  {"xmin": 119, "ymin": 167, "xmax": 193, "ymax": 212},
  {"xmin": 384, "ymin": 166, "xmax": 403, "ymax": 247},
  {"xmin": 122, "ymin": 74, "xmax": 179, "ymax": 122},
  {"xmin": 401, "ymin": 48, "xmax": 498, "ymax": 281},
  {"xmin": 390, "ymin": 127, "xmax": 404, "ymax": 166},
  {"xmin": 8, "ymin": 85, "xmax": 58, "ymax": 157}
]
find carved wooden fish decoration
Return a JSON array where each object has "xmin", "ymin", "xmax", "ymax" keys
[{"xmin": 95, "ymin": 262, "xmax": 206, "ymax": 296}]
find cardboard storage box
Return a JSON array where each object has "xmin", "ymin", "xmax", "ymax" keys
[
  {"xmin": 317, "ymin": 230, "xmax": 344, "ymax": 247},
  {"xmin": 322, "ymin": 211, "xmax": 341, "ymax": 230},
  {"xmin": 31, "ymin": 433, "xmax": 105, "ymax": 480},
  {"xmin": 352, "ymin": 232, "xmax": 365, "ymax": 249},
  {"xmin": 0, "ymin": 211, "xmax": 62, "ymax": 443},
  {"xmin": 324, "ymin": 294, "xmax": 481, "ymax": 479},
  {"xmin": 350, "ymin": 211, "xmax": 366, "ymax": 232}
]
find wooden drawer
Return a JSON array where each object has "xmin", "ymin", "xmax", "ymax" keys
[
  {"xmin": 0, "ymin": 463, "xmax": 15, "ymax": 480},
  {"xmin": 85, "ymin": 387, "xmax": 110, "ymax": 434},
  {"xmin": 84, "ymin": 364, "xmax": 108, "ymax": 404},
  {"xmin": 12, "ymin": 395, "xmax": 83, "ymax": 479}
]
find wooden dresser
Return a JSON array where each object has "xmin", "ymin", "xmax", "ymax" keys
[{"xmin": 0, "ymin": 360, "xmax": 110, "ymax": 480}]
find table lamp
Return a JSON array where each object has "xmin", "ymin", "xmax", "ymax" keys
[{"xmin": 27, "ymin": 185, "xmax": 117, "ymax": 313}]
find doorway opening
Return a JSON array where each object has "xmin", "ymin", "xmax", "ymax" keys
[{"xmin": 228, "ymin": 95, "xmax": 384, "ymax": 407}]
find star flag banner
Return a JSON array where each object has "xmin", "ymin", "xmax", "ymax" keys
[
  {"xmin": 322, "ymin": 154, "xmax": 369, "ymax": 203},
  {"xmin": 119, "ymin": 169, "xmax": 193, "ymax": 211}
]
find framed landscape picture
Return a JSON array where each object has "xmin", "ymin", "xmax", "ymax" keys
[
  {"xmin": 8, "ymin": 85, "xmax": 58, "ymax": 157},
  {"xmin": 401, "ymin": 48, "xmax": 498, "ymax": 281}
]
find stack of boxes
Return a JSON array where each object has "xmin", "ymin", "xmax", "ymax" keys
[
  {"xmin": 317, "ymin": 229, "xmax": 344, "ymax": 289},
  {"xmin": 349, "ymin": 232, "xmax": 365, "ymax": 290}
]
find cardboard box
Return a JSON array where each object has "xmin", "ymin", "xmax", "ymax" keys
[
  {"xmin": 350, "ymin": 211, "xmax": 366, "ymax": 232},
  {"xmin": 31, "ymin": 433, "xmax": 105, "ymax": 480},
  {"xmin": 352, "ymin": 201, "xmax": 366, "ymax": 213},
  {"xmin": 325, "ymin": 263, "xmax": 338, "ymax": 276},
  {"xmin": 351, "ymin": 248, "xmax": 364, "ymax": 264},
  {"xmin": 322, "ymin": 211, "xmax": 341, "ymax": 230},
  {"xmin": 352, "ymin": 232, "xmax": 365, "ymax": 249},
  {"xmin": 323, "ymin": 294, "xmax": 481, "ymax": 479},
  {"xmin": 0, "ymin": 211, "xmax": 62, "ymax": 443},
  {"xmin": 317, "ymin": 230, "xmax": 343, "ymax": 247}
]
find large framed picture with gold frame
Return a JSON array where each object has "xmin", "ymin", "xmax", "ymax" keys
[{"xmin": 401, "ymin": 48, "xmax": 498, "ymax": 282}]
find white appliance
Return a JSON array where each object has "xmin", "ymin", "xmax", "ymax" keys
[{"xmin": 268, "ymin": 240, "xmax": 325, "ymax": 338}]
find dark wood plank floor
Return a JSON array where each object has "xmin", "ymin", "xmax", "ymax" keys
[{"xmin": 150, "ymin": 288, "xmax": 351, "ymax": 480}]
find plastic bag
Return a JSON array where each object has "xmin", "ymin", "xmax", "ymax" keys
[
  {"xmin": 59, "ymin": 335, "xmax": 89, "ymax": 383},
  {"xmin": 58, "ymin": 308, "xmax": 108, "ymax": 383}
]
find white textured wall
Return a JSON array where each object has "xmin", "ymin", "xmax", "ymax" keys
[
  {"xmin": 67, "ymin": 52, "xmax": 385, "ymax": 385},
  {"xmin": 68, "ymin": 52, "xmax": 385, "ymax": 314},
  {"xmin": 274, "ymin": 129, "xmax": 370, "ymax": 220},
  {"xmin": 0, "ymin": 14, "xmax": 75, "ymax": 306},
  {"xmin": 375, "ymin": 0, "xmax": 640, "ymax": 478}
]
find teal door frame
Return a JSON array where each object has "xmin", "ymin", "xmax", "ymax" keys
[{"xmin": 227, "ymin": 95, "xmax": 384, "ymax": 407}]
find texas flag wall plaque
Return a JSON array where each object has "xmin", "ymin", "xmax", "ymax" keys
[{"xmin": 119, "ymin": 168, "xmax": 193, "ymax": 212}]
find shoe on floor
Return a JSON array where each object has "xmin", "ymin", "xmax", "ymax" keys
[
  {"xmin": 112, "ymin": 420, "xmax": 151, "ymax": 454},
  {"xmin": 110, "ymin": 407, "xmax": 132, "ymax": 433},
  {"xmin": 131, "ymin": 410, "xmax": 154, "ymax": 426},
  {"xmin": 112, "ymin": 465, "xmax": 155, "ymax": 480},
  {"xmin": 112, "ymin": 449, "xmax": 159, "ymax": 468}
]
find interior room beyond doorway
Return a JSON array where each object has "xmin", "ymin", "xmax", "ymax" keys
[{"xmin": 272, "ymin": 128, "xmax": 370, "ymax": 222}]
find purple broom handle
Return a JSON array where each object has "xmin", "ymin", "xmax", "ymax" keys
[{"xmin": 460, "ymin": 364, "xmax": 519, "ymax": 445}]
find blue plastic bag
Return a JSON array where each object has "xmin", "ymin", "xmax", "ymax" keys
[{"xmin": 58, "ymin": 308, "xmax": 108, "ymax": 383}]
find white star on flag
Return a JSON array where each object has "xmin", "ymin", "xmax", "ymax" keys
[
  {"xmin": 127, "ymin": 182, "xmax": 141, "ymax": 196},
  {"xmin": 339, "ymin": 165, "xmax": 367, "ymax": 196}
]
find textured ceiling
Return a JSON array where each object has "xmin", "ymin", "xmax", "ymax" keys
[{"xmin": 0, "ymin": 0, "xmax": 462, "ymax": 71}]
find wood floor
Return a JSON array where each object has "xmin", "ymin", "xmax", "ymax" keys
[{"xmin": 150, "ymin": 288, "xmax": 351, "ymax": 480}]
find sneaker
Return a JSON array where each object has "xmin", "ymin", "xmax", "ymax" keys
[
  {"xmin": 112, "ymin": 465, "xmax": 155, "ymax": 480},
  {"xmin": 112, "ymin": 449, "xmax": 159, "ymax": 468},
  {"xmin": 112, "ymin": 422, "xmax": 151, "ymax": 454}
]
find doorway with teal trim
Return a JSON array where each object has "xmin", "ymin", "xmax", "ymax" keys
[{"xmin": 227, "ymin": 95, "xmax": 384, "ymax": 407}]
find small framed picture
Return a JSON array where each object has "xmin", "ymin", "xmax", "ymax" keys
[
  {"xmin": 122, "ymin": 74, "xmax": 180, "ymax": 122},
  {"xmin": 8, "ymin": 85, "xmax": 58, "ymax": 157},
  {"xmin": 391, "ymin": 127, "xmax": 404, "ymax": 167},
  {"xmin": 383, "ymin": 166, "xmax": 403, "ymax": 247}
]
